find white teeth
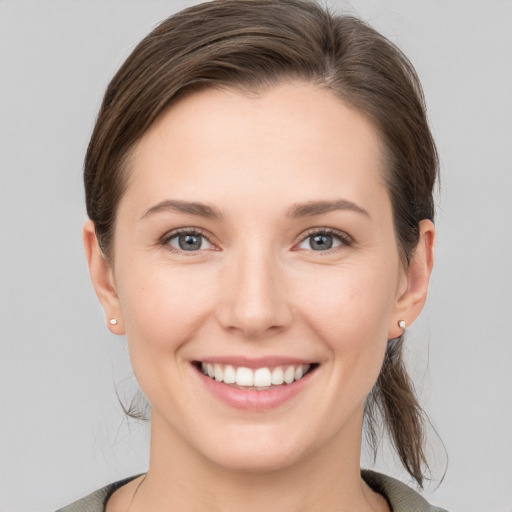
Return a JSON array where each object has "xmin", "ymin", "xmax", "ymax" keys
[
  {"xmin": 236, "ymin": 367, "xmax": 254, "ymax": 387},
  {"xmin": 253, "ymin": 368, "xmax": 272, "ymax": 387},
  {"xmin": 284, "ymin": 366, "xmax": 295, "ymax": 384},
  {"xmin": 223, "ymin": 364, "xmax": 236, "ymax": 384},
  {"xmin": 200, "ymin": 362, "xmax": 313, "ymax": 388},
  {"xmin": 214, "ymin": 364, "xmax": 223, "ymax": 382},
  {"xmin": 271, "ymin": 367, "xmax": 284, "ymax": 385}
]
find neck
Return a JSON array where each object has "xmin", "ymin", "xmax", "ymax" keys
[{"xmin": 128, "ymin": 410, "xmax": 387, "ymax": 512}]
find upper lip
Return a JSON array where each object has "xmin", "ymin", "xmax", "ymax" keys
[{"xmin": 193, "ymin": 356, "xmax": 317, "ymax": 369}]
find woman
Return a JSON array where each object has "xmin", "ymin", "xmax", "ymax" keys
[{"xmin": 58, "ymin": 0, "xmax": 446, "ymax": 510}]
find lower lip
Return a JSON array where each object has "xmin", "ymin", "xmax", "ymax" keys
[{"xmin": 194, "ymin": 366, "xmax": 316, "ymax": 411}]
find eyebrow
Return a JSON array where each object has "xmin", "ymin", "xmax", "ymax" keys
[
  {"xmin": 287, "ymin": 199, "xmax": 370, "ymax": 218},
  {"xmin": 141, "ymin": 198, "xmax": 370, "ymax": 220},
  {"xmin": 141, "ymin": 200, "xmax": 223, "ymax": 220}
]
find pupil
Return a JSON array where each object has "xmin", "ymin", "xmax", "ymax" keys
[
  {"xmin": 179, "ymin": 234, "xmax": 201, "ymax": 251},
  {"xmin": 311, "ymin": 234, "xmax": 333, "ymax": 250}
]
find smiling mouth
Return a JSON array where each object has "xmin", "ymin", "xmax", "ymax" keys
[{"xmin": 194, "ymin": 362, "xmax": 318, "ymax": 390}]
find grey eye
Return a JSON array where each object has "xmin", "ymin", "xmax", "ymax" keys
[
  {"xmin": 298, "ymin": 233, "xmax": 342, "ymax": 251},
  {"xmin": 168, "ymin": 233, "xmax": 208, "ymax": 251}
]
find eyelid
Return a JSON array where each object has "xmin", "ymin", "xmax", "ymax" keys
[
  {"xmin": 293, "ymin": 227, "xmax": 354, "ymax": 251},
  {"xmin": 160, "ymin": 226, "xmax": 219, "ymax": 253}
]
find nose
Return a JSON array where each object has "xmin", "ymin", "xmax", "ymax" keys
[{"xmin": 215, "ymin": 245, "xmax": 293, "ymax": 339}]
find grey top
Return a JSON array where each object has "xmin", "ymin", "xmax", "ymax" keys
[{"xmin": 56, "ymin": 470, "xmax": 448, "ymax": 512}]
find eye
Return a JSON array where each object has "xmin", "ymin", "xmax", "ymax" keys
[
  {"xmin": 164, "ymin": 229, "xmax": 213, "ymax": 252},
  {"xmin": 296, "ymin": 229, "xmax": 352, "ymax": 252}
]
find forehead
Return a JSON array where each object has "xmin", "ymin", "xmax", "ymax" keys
[{"xmin": 121, "ymin": 82, "xmax": 388, "ymax": 218}]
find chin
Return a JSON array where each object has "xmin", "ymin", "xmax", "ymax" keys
[
  {"xmin": 192, "ymin": 424, "xmax": 317, "ymax": 474},
  {"xmin": 206, "ymin": 445, "xmax": 303, "ymax": 474}
]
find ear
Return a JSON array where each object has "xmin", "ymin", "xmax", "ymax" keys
[
  {"xmin": 83, "ymin": 220, "xmax": 125, "ymax": 335},
  {"xmin": 388, "ymin": 219, "xmax": 435, "ymax": 339}
]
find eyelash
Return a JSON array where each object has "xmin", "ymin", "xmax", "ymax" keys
[
  {"xmin": 161, "ymin": 227, "xmax": 216, "ymax": 255},
  {"xmin": 297, "ymin": 227, "xmax": 354, "ymax": 253},
  {"xmin": 160, "ymin": 227, "xmax": 354, "ymax": 255}
]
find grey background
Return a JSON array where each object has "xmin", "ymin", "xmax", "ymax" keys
[{"xmin": 1, "ymin": 1, "xmax": 511, "ymax": 511}]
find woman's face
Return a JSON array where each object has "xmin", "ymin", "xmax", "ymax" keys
[{"xmin": 91, "ymin": 82, "xmax": 430, "ymax": 472}]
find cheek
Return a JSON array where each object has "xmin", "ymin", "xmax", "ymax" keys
[
  {"xmin": 294, "ymin": 259, "xmax": 398, "ymax": 340},
  {"xmin": 292, "ymin": 260, "xmax": 397, "ymax": 388},
  {"xmin": 115, "ymin": 261, "xmax": 216, "ymax": 372}
]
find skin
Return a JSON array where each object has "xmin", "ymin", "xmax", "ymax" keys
[{"xmin": 84, "ymin": 82, "xmax": 435, "ymax": 512}]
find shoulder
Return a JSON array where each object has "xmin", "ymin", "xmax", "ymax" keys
[
  {"xmin": 362, "ymin": 469, "xmax": 449, "ymax": 512},
  {"xmin": 55, "ymin": 475, "xmax": 142, "ymax": 512}
]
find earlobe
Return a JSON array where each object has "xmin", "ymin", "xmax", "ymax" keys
[
  {"xmin": 388, "ymin": 219, "xmax": 435, "ymax": 339},
  {"xmin": 82, "ymin": 220, "xmax": 125, "ymax": 335}
]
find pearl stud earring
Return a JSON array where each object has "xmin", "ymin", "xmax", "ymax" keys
[
  {"xmin": 109, "ymin": 318, "xmax": 118, "ymax": 325},
  {"xmin": 398, "ymin": 320, "xmax": 406, "ymax": 329}
]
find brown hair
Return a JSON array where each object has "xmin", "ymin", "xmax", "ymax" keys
[{"xmin": 85, "ymin": 0, "xmax": 439, "ymax": 487}]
